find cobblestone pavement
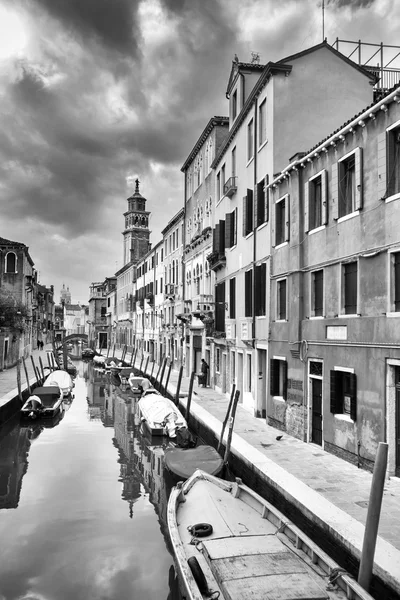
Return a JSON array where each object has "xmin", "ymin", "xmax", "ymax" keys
[{"xmin": 2, "ymin": 347, "xmax": 400, "ymax": 586}]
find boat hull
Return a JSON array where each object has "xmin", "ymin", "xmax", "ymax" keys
[
  {"xmin": 138, "ymin": 394, "xmax": 187, "ymax": 437},
  {"xmin": 167, "ymin": 470, "xmax": 375, "ymax": 600}
]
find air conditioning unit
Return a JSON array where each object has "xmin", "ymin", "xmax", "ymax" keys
[
  {"xmin": 225, "ymin": 322, "xmax": 236, "ymax": 339},
  {"xmin": 240, "ymin": 320, "xmax": 253, "ymax": 341}
]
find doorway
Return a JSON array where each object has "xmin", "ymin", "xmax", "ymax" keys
[
  {"xmin": 98, "ymin": 332, "xmax": 107, "ymax": 350},
  {"xmin": 237, "ymin": 352, "xmax": 243, "ymax": 404},
  {"xmin": 311, "ymin": 379, "xmax": 323, "ymax": 446},
  {"xmin": 395, "ymin": 368, "xmax": 400, "ymax": 476},
  {"xmin": 257, "ymin": 349, "xmax": 267, "ymax": 418}
]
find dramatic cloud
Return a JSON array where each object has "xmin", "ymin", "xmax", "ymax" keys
[{"xmin": 0, "ymin": 0, "xmax": 398, "ymax": 302}]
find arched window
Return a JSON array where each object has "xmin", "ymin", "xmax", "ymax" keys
[{"xmin": 5, "ymin": 252, "xmax": 17, "ymax": 273}]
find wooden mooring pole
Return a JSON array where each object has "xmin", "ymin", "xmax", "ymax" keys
[
  {"xmin": 150, "ymin": 361, "xmax": 156, "ymax": 385},
  {"xmin": 185, "ymin": 371, "xmax": 195, "ymax": 423},
  {"xmin": 158, "ymin": 358, "xmax": 167, "ymax": 393},
  {"xmin": 164, "ymin": 361, "xmax": 172, "ymax": 396},
  {"xmin": 218, "ymin": 383, "xmax": 236, "ymax": 454},
  {"xmin": 38, "ymin": 356, "xmax": 45, "ymax": 382},
  {"xmin": 174, "ymin": 365, "xmax": 183, "ymax": 406},
  {"xmin": 16, "ymin": 359, "xmax": 23, "ymax": 402},
  {"xmin": 31, "ymin": 356, "xmax": 40, "ymax": 386},
  {"xmin": 154, "ymin": 361, "xmax": 162, "ymax": 389},
  {"xmin": 144, "ymin": 356, "xmax": 149, "ymax": 376},
  {"xmin": 358, "ymin": 442, "xmax": 388, "ymax": 592},
  {"xmin": 223, "ymin": 390, "xmax": 240, "ymax": 465},
  {"xmin": 22, "ymin": 357, "xmax": 31, "ymax": 395}
]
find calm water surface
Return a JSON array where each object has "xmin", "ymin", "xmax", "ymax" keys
[{"xmin": 0, "ymin": 361, "xmax": 181, "ymax": 600}]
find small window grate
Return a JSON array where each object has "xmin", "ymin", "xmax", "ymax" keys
[{"xmin": 310, "ymin": 361, "xmax": 322, "ymax": 376}]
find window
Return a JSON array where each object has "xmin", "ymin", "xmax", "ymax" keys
[
  {"xmin": 387, "ymin": 124, "xmax": 400, "ymax": 197},
  {"xmin": 277, "ymin": 279, "xmax": 287, "ymax": 320},
  {"xmin": 258, "ymin": 99, "xmax": 266, "ymax": 146},
  {"xmin": 216, "ymin": 347, "xmax": 221, "ymax": 372},
  {"xmin": 275, "ymin": 195, "xmax": 289, "ymax": 246},
  {"xmin": 5, "ymin": 252, "xmax": 16, "ymax": 273},
  {"xmin": 232, "ymin": 146, "xmax": 236, "ymax": 177},
  {"xmin": 232, "ymin": 90, "xmax": 237, "ymax": 121},
  {"xmin": 221, "ymin": 164, "xmax": 226, "ymax": 194},
  {"xmin": 333, "ymin": 148, "xmax": 362, "ymax": 219},
  {"xmin": 215, "ymin": 282, "xmax": 225, "ymax": 332},
  {"xmin": 270, "ymin": 358, "xmax": 287, "ymax": 399},
  {"xmin": 256, "ymin": 177, "xmax": 269, "ymax": 226},
  {"xmin": 247, "ymin": 118, "xmax": 254, "ymax": 162},
  {"xmin": 243, "ymin": 189, "xmax": 253, "ymax": 236},
  {"xmin": 225, "ymin": 208, "xmax": 237, "ymax": 248},
  {"xmin": 245, "ymin": 269, "xmax": 253, "ymax": 317},
  {"xmin": 330, "ymin": 369, "xmax": 357, "ymax": 420},
  {"xmin": 305, "ymin": 171, "xmax": 327, "ymax": 232},
  {"xmin": 312, "ymin": 270, "xmax": 323, "ymax": 317},
  {"xmin": 343, "ymin": 262, "xmax": 357, "ymax": 314},
  {"xmin": 229, "ymin": 278, "xmax": 236, "ymax": 319},
  {"xmin": 254, "ymin": 263, "xmax": 266, "ymax": 316},
  {"xmin": 391, "ymin": 251, "xmax": 400, "ymax": 312},
  {"xmin": 217, "ymin": 171, "xmax": 221, "ymax": 201}
]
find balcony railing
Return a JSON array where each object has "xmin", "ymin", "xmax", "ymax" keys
[
  {"xmin": 223, "ymin": 176, "xmax": 237, "ymax": 198},
  {"xmin": 207, "ymin": 251, "xmax": 226, "ymax": 272}
]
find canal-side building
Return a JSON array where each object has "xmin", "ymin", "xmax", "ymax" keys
[
  {"xmin": 0, "ymin": 237, "xmax": 36, "ymax": 368},
  {"xmin": 135, "ymin": 243, "xmax": 158, "ymax": 366},
  {"xmin": 181, "ymin": 117, "xmax": 229, "ymax": 378},
  {"xmin": 34, "ymin": 284, "xmax": 55, "ymax": 346},
  {"xmin": 114, "ymin": 179, "xmax": 151, "ymax": 351},
  {"xmin": 161, "ymin": 209, "xmax": 185, "ymax": 369},
  {"xmin": 103, "ymin": 276, "xmax": 117, "ymax": 349},
  {"xmin": 268, "ymin": 83, "xmax": 400, "ymax": 476},
  {"xmin": 209, "ymin": 41, "xmax": 377, "ymax": 415},
  {"xmin": 87, "ymin": 281, "xmax": 108, "ymax": 350}
]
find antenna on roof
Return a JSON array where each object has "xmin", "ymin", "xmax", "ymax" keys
[{"xmin": 251, "ymin": 51, "xmax": 260, "ymax": 64}]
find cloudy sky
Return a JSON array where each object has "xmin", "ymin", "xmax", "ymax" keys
[{"xmin": 0, "ymin": 0, "xmax": 399, "ymax": 304}]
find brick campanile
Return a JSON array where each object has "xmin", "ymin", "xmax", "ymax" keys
[{"xmin": 122, "ymin": 178, "xmax": 151, "ymax": 266}]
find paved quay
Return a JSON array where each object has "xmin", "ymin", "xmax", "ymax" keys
[{"xmin": 1, "ymin": 348, "xmax": 400, "ymax": 597}]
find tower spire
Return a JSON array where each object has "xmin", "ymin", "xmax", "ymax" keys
[{"xmin": 135, "ymin": 178, "xmax": 140, "ymax": 193}]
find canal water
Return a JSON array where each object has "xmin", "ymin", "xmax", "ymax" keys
[{"xmin": 0, "ymin": 361, "xmax": 182, "ymax": 600}]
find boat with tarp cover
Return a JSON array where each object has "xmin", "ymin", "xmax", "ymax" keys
[
  {"xmin": 167, "ymin": 469, "xmax": 375, "ymax": 600},
  {"xmin": 164, "ymin": 446, "xmax": 223, "ymax": 481}
]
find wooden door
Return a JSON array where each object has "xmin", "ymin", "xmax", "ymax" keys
[
  {"xmin": 311, "ymin": 378, "xmax": 323, "ymax": 446},
  {"xmin": 396, "ymin": 386, "xmax": 400, "ymax": 477}
]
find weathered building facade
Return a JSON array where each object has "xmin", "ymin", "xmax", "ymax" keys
[{"xmin": 269, "ymin": 84, "xmax": 400, "ymax": 475}]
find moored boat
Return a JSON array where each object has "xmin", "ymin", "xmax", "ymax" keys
[
  {"xmin": 167, "ymin": 469, "xmax": 375, "ymax": 600},
  {"xmin": 138, "ymin": 394, "xmax": 187, "ymax": 437},
  {"xmin": 164, "ymin": 445, "xmax": 223, "ymax": 481},
  {"xmin": 43, "ymin": 369, "xmax": 74, "ymax": 397},
  {"xmin": 128, "ymin": 375, "xmax": 155, "ymax": 397},
  {"xmin": 21, "ymin": 386, "xmax": 63, "ymax": 420}
]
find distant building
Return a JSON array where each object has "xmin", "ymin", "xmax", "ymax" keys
[{"xmin": 59, "ymin": 284, "xmax": 71, "ymax": 305}]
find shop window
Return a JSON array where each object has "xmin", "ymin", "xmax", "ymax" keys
[{"xmin": 330, "ymin": 369, "xmax": 357, "ymax": 420}]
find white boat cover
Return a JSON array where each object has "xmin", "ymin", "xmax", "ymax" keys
[
  {"xmin": 138, "ymin": 395, "xmax": 187, "ymax": 437},
  {"xmin": 44, "ymin": 370, "xmax": 73, "ymax": 391}
]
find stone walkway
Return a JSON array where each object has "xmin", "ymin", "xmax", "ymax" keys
[{"xmin": 1, "ymin": 347, "xmax": 400, "ymax": 594}]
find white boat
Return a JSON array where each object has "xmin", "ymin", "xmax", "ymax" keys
[
  {"xmin": 93, "ymin": 355, "xmax": 106, "ymax": 365},
  {"xmin": 128, "ymin": 375, "xmax": 156, "ymax": 397},
  {"xmin": 44, "ymin": 370, "xmax": 74, "ymax": 397},
  {"xmin": 167, "ymin": 469, "xmax": 374, "ymax": 600},
  {"xmin": 21, "ymin": 386, "xmax": 63, "ymax": 420},
  {"xmin": 138, "ymin": 394, "xmax": 187, "ymax": 437}
]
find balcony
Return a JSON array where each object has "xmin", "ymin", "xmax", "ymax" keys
[
  {"xmin": 192, "ymin": 294, "xmax": 214, "ymax": 313},
  {"xmin": 223, "ymin": 176, "xmax": 237, "ymax": 198},
  {"xmin": 207, "ymin": 251, "xmax": 226, "ymax": 272},
  {"xmin": 239, "ymin": 319, "xmax": 254, "ymax": 341}
]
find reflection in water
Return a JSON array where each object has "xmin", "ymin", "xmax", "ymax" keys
[{"xmin": 0, "ymin": 360, "xmax": 182, "ymax": 600}]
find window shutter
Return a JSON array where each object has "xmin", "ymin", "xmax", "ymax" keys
[
  {"xmin": 225, "ymin": 212, "xmax": 233, "ymax": 248},
  {"xmin": 233, "ymin": 208, "xmax": 237, "ymax": 246},
  {"xmin": 219, "ymin": 220, "xmax": 225, "ymax": 254},
  {"xmin": 304, "ymin": 180, "xmax": 310, "ymax": 233},
  {"xmin": 242, "ymin": 196, "xmax": 247, "ymax": 237},
  {"xmin": 229, "ymin": 277, "xmax": 236, "ymax": 319},
  {"xmin": 331, "ymin": 162, "xmax": 339, "ymax": 220},
  {"xmin": 270, "ymin": 359, "xmax": 278, "ymax": 395},
  {"xmin": 245, "ymin": 269, "xmax": 253, "ymax": 317},
  {"xmin": 285, "ymin": 195, "xmax": 290, "ymax": 241},
  {"xmin": 265, "ymin": 175, "xmax": 270, "ymax": 222},
  {"xmin": 349, "ymin": 373, "xmax": 357, "ymax": 421},
  {"xmin": 254, "ymin": 184, "xmax": 258, "ymax": 228},
  {"xmin": 213, "ymin": 224, "xmax": 220, "ymax": 253},
  {"xmin": 282, "ymin": 360, "xmax": 288, "ymax": 400},
  {"xmin": 321, "ymin": 169, "xmax": 328, "ymax": 225},
  {"xmin": 247, "ymin": 188, "xmax": 254, "ymax": 233},
  {"xmin": 377, "ymin": 132, "xmax": 387, "ymax": 199},
  {"xmin": 330, "ymin": 370, "xmax": 338, "ymax": 413},
  {"xmin": 355, "ymin": 147, "xmax": 363, "ymax": 211}
]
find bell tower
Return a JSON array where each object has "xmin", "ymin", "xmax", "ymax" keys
[{"xmin": 122, "ymin": 178, "xmax": 151, "ymax": 266}]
